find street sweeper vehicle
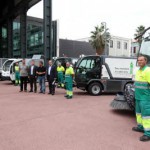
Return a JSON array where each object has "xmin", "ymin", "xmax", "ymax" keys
[
  {"xmin": 53, "ymin": 57, "xmax": 78, "ymax": 69},
  {"xmin": 74, "ymin": 55, "xmax": 137, "ymax": 95},
  {"xmin": 110, "ymin": 27, "xmax": 150, "ymax": 110}
]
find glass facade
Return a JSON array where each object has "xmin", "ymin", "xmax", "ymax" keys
[
  {"xmin": 13, "ymin": 22, "xmax": 21, "ymax": 57},
  {"xmin": 1, "ymin": 27, "xmax": 8, "ymax": 57},
  {"xmin": 27, "ymin": 24, "xmax": 44, "ymax": 57},
  {"xmin": 1, "ymin": 17, "xmax": 57, "ymax": 58}
]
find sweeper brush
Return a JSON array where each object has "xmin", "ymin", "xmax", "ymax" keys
[
  {"xmin": 110, "ymin": 94, "xmax": 132, "ymax": 110},
  {"xmin": 110, "ymin": 84, "xmax": 135, "ymax": 111}
]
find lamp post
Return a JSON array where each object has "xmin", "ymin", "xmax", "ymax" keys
[{"xmin": 101, "ymin": 22, "xmax": 108, "ymax": 55}]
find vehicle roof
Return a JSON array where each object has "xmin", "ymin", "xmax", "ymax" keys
[
  {"xmin": 5, "ymin": 59, "xmax": 17, "ymax": 61},
  {"xmin": 80, "ymin": 55, "xmax": 137, "ymax": 59},
  {"xmin": 55, "ymin": 57, "xmax": 78, "ymax": 59}
]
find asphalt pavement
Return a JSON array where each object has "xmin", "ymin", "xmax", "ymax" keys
[{"xmin": 0, "ymin": 81, "xmax": 150, "ymax": 150}]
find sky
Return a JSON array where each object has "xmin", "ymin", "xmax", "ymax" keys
[{"xmin": 27, "ymin": 0, "xmax": 150, "ymax": 40}]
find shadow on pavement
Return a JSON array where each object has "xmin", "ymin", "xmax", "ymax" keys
[
  {"xmin": 110, "ymin": 109, "xmax": 135, "ymax": 118},
  {"xmin": 0, "ymin": 81, "xmax": 13, "ymax": 85}
]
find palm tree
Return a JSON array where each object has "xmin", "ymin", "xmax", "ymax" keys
[
  {"xmin": 90, "ymin": 25, "xmax": 110, "ymax": 55},
  {"xmin": 134, "ymin": 25, "xmax": 145, "ymax": 46}
]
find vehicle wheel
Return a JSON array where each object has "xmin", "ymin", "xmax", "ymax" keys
[
  {"xmin": 88, "ymin": 82, "xmax": 102, "ymax": 96},
  {"xmin": 11, "ymin": 80, "xmax": 15, "ymax": 84},
  {"xmin": 124, "ymin": 83, "xmax": 135, "ymax": 110}
]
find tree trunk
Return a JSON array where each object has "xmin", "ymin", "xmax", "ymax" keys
[{"xmin": 96, "ymin": 48, "xmax": 104, "ymax": 55}]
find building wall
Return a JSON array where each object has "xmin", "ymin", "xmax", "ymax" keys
[
  {"xmin": 59, "ymin": 39, "xmax": 95, "ymax": 57},
  {"xmin": 1, "ymin": 16, "xmax": 133, "ymax": 58},
  {"xmin": 131, "ymin": 42, "xmax": 139, "ymax": 57},
  {"xmin": 1, "ymin": 27, "xmax": 8, "ymax": 57},
  {"xmin": 109, "ymin": 36, "xmax": 131, "ymax": 57},
  {"xmin": 12, "ymin": 16, "xmax": 57, "ymax": 58},
  {"xmin": 77, "ymin": 36, "xmax": 132, "ymax": 57},
  {"xmin": 0, "ymin": 16, "xmax": 57, "ymax": 58}
]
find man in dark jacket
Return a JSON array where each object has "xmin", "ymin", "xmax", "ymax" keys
[
  {"xmin": 47, "ymin": 60, "xmax": 56, "ymax": 95},
  {"xmin": 28, "ymin": 60, "xmax": 38, "ymax": 93}
]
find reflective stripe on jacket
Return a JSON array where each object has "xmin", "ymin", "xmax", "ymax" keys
[{"xmin": 135, "ymin": 66, "xmax": 150, "ymax": 100}]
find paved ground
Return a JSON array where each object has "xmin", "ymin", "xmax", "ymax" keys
[{"xmin": 0, "ymin": 81, "xmax": 150, "ymax": 150}]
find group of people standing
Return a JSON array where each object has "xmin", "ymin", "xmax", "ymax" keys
[{"xmin": 14, "ymin": 59, "xmax": 74, "ymax": 99}]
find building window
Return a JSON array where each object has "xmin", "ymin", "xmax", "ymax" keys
[
  {"xmin": 35, "ymin": 33, "xmax": 39, "ymax": 45},
  {"xmin": 117, "ymin": 41, "xmax": 121, "ymax": 49},
  {"xmin": 41, "ymin": 32, "xmax": 44, "ymax": 44},
  {"xmin": 110, "ymin": 40, "xmax": 113, "ymax": 48},
  {"xmin": 30, "ymin": 35, "xmax": 35, "ymax": 46},
  {"xmin": 2, "ymin": 28, "xmax": 7, "ymax": 38},
  {"xmin": 124, "ymin": 42, "xmax": 127, "ymax": 50},
  {"xmin": 133, "ymin": 47, "xmax": 136, "ymax": 53}
]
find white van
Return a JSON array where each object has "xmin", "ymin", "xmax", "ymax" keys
[
  {"xmin": 1, "ymin": 59, "xmax": 17, "ymax": 81},
  {"xmin": 10, "ymin": 58, "xmax": 44, "ymax": 83}
]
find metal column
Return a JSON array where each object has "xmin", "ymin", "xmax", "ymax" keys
[
  {"xmin": 7, "ymin": 18, "xmax": 13, "ymax": 58},
  {"xmin": 44, "ymin": 0, "xmax": 52, "ymax": 61},
  {"xmin": 20, "ymin": 8, "xmax": 27, "ymax": 58},
  {"xmin": 0, "ymin": 27, "xmax": 2, "ymax": 57}
]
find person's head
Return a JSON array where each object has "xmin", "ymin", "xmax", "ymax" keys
[
  {"xmin": 31, "ymin": 60, "xmax": 35, "ymax": 66},
  {"xmin": 58, "ymin": 62, "xmax": 61, "ymax": 67},
  {"xmin": 39, "ymin": 61, "xmax": 43, "ymax": 67},
  {"xmin": 48, "ymin": 60, "xmax": 52, "ymax": 66},
  {"xmin": 137, "ymin": 55, "xmax": 147, "ymax": 68},
  {"xmin": 15, "ymin": 62, "xmax": 18, "ymax": 66},
  {"xmin": 22, "ymin": 59, "xmax": 25, "ymax": 65},
  {"xmin": 66, "ymin": 62, "xmax": 70, "ymax": 68}
]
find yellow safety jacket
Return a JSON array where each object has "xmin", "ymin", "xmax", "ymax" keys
[
  {"xmin": 15, "ymin": 66, "xmax": 19, "ymax": 72},
  {"xmin": 65, "ymin": 67, "xmax": 74, "ymax": 75},
  {"xmin": 65, "ymin": 67, "xmax": 74, "ymax": 82},
  {"xmin": 57, "ymin": 66, "xmax": 65, "ymax": 72},
  {"xmin": 135, "ymin": 66, "xmax": 150, "ymax": 101}
]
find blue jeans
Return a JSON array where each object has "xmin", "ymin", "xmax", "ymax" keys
[{"xmin": 38, "ymin": 76, "xmax": 45, "ymax": 93}]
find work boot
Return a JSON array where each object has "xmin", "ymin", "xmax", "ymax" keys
[
  {"xmin": 140, "ymin": 135, "xmax": 150, "ymax": 142},
  {"xmin": 67, "ymin": 96, "xmax": 72, "ymax": 99},
  {"xmin": 57, "ymin": 85, "xmax": 60, "ymax": 88},
  {"xmin": 64, "ymin": 95, "xmax": 69, "ymax": 97},
  {"xmin": 132, "ymin": 127, "xmax": 143, "ymax": 133}
]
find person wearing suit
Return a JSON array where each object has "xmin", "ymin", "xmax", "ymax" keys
[
  {"xmin": 28, "ymin": 60, "xmax": 38, "ymax": 93},
  {"xmin": 47, "ymin": 60, "xmax": 57, "ymax": 95}
]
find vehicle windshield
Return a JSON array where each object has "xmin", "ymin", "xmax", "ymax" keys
[
  {"xmin": 3, "ymin": 60, "xmax": 13, "ymax": 71},
  {"xmin": 139, "ymin": 36, "xmax": 150, "ymax": 66}
]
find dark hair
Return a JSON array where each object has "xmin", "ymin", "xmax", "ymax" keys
[
  {"xmin": 40, "ymin": 61, "xmax": 43, "ymax": 65},
  {"xmin": 138, "ymin": 55, "xmax": 147, "ymax": 61}
]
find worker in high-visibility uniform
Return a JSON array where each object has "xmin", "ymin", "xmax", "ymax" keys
[
  {"xmin": 64, "ymin": 62, "xmax": 74, "ymax": 99},
  {"xmin": 15, "ymin": 62, "xmax": 20, "ymax": 86},
  {"xmin": 132, "ymin": 55, "xmax": 150, "ymax": 142},
  {"xmin": 57, "ymin": 63, "xmax": 65, "ymax": 88}
]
